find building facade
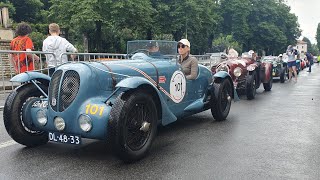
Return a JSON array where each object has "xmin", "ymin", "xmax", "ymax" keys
[{"xmin": 294, "ymin": 40, "xmax": 307, "ymax": 54}]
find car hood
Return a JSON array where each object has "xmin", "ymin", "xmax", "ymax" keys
[{"xmin": 218, "ymin": 57, "xmax": 253, "ymax": 69}]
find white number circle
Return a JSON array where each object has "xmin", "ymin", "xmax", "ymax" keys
[{"xmin": 170, "ymin": 71, "xmax": 186, "ymax": 103}]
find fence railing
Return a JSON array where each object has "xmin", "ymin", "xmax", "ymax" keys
[{"xmin": 0, "ymin": 50, "xmax": 212, "ymax": 110}]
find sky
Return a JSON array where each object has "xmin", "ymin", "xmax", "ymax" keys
[{"xmin": 286, "ymin": 0, "xmax": 320, "ymax": 44}]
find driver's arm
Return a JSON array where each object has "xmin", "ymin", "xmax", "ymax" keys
[{"xmin": 186, "ymin": 57, "xmax": 198, "ymax": 80}]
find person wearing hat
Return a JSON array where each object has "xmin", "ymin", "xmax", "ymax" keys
[
  {"xmin": 278, "ymin": 54, "xmax": 283, "ymax": 61},
  {"xmin": 177, "ymin": 39, "xmax": 198, "ymax": 80},
  {"xmin": 146, "ymin": 41, "xmax": 162, "ymax": 57}
]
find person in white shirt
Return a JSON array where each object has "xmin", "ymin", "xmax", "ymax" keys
[
  {"xmin": 42, "ymin": 23, "xmax": 77, "ymax": 76},
  {"xmin": 286, "ymin": 45, "xmax": 298, "ymax": 82}
]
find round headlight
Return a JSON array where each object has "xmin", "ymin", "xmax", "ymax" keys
[
  {"xmin": 54, "ymin": 117, "xmax": 65, "ymax": 131},
  {"xmin": 233, "ymin": 67, "xmax": 242, "ymax": 77},
  {"xmin": 36, "ymin": 109, "xmax": 47, "ymax": 126},
  {"xmin": 79, "ymin": 114, "xmax": 92, "ymax": 132}
]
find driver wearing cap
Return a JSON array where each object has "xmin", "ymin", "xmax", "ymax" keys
[
  {"xmin": 147, "ymin": 41, "xmax": 162, "ymax": 57},
  {"xmin": 177, "ymin": 39, "xmax": 198, "ymax": 80}
]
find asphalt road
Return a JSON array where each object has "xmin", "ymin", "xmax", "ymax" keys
[{"xmin": 0, "ymin": 65, "xmax": 320, "ymax": 179}]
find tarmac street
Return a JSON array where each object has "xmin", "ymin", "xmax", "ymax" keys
[{"xmin": 0, "ymin": 65, "xmax": 319, "ymax": 179}]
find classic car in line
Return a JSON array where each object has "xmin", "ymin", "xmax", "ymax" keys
[
  {"xmin": 261, "ymin": 56, "xmax": 287, "ymax": 83},
  {"xmin": 213, "ymin": 51, "xmax": 273, "ymax": 100},
  {"xmin": 3, "ymin": 40, "xmax": 237, "ymax": 162}
]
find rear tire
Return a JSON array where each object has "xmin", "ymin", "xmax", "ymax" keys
[
  {"xmin": 3, "ymin": 83, "xmax": 48, "ymax": 147},
  {"xmin": 108, "ymin": 90, "xmax": 158, "ymax": 162},
  {"xmin": 211, "ymin": 79, "xmax": 232, "ymax": 121}
]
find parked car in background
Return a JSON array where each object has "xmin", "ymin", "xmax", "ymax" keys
[
  {"xmin": 213, "ymin": 51, "xmax": 273, "ymax": 100},
  {"xmin": 261, "ymin": 56, "xmax": 287, "ymax": 83},
  {"xmin": 3, "ymin": 40, "xmax": 237, "ymax": 162}
]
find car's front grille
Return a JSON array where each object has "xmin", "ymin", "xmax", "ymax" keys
[
  {"xmin": 49, "ymin": 70, "xmax": 63, "ymax": 112},
  {"xmin": 49, "ymin": 70, "xmax": 80, "ymax": 112}
]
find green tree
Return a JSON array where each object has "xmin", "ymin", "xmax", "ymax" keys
[
  {"xmin": 302, "ymin": 37, "xmax": 312, "ymax": 52},
  {"xmin": 247, "ymin": 0, "xmax": 300, "ymax": 54},
  {"xmin": 211, "ymin": 34, "xmax": 242, "ymax": 53},
  {"xmin": 316, "ymin": 23, "xmax": 320, "ymax": 51},
  {"xmin": 310, "ymin": 44, "xmax": 319, "ymax": 55},
  {"xmin": 9, "ymin": 0, "xmax": 44, "ymax": 23},
  {"xmin": 218, "ymin": 0, "xmax": 250, "ymax": 49},
  {"xmin": 152, "ymin": 0, "xmax": 220, "ymax": 54}
]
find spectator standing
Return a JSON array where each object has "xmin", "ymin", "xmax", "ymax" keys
[
  {"xmin": 286, "ymin": 45, "xmax": 298, "ymax": 82},
  {"xmin": 177, "ymin": 39, "xmax": 198, "ymax": 80},
  {"xmin": 42, "ymin": 23, "xmax": 77, "ymax": 76},
  {"xmin": 10, "ymin": 22, "xmax": 40, "ymax": 73},
  {"xmin": 305, "ymin": 51, "xmax": 313, "ymax": 72}
]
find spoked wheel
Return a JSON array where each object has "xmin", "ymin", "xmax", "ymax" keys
[
  {"xmin": 3, "ymin": 83, "xmax": 48, "ymax": 147},
  {"xmin": 125, "ymin": 104, "xmax": 153, "ymax": 151},
  {"xmin": 108, "ymin": 90, "xmax": 158, "ymax": 162},
  {"xmin": 211, "ymin": 78, "xmax": 232, "ymax": 121}
]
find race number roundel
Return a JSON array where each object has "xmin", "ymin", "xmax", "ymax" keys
[{"xmin": 170, "ymin": 71, "xmax": 186, "ymax": 103}]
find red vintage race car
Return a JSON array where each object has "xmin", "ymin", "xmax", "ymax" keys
[{"xmin": 213, "ymin": 52, "xmax": 273, "ymax": 100}]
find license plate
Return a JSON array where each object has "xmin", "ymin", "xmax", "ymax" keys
[{"xmin": 48, "ymin": 132, "xmax": 81, "ymax": 145}]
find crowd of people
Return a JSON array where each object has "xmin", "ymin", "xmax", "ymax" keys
[{"xmin": 10, "ymin": 22, "xmax": 77, "ymax": 75}]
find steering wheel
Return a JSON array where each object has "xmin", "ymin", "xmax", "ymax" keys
[{"xmin": 128, "ymin": 49, "xmax": 149, "ymax": 58}]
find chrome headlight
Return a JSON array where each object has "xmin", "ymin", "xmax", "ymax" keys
[
  {"xmin": 36, "ymin": 109, "xmax": 47, "ymax": 126},
  {"xmin": 79, "ymin": 114, "xmax": 92, "ymax": 132},
  {"xmin": 233, "ymin": 67, "xmax": 242, "ymax": 77},
  {"xmin": 54, "ymin": 117, "xmax": 65, "ymax": 131}
]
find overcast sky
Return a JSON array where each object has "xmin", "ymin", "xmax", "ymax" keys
[{"xmin": 286, "ymin": 0, "xmax": 320, "ymax": 44}]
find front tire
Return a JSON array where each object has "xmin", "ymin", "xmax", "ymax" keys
[
  {"xmin": 246, "ymin": 72, "xmax": 256, "ymax": 100},
  {"xmin": 211, "ymin": 79, "xmax": 232, "ymax": 121},
  {"xmin": 3, "ymin": 83, "xmax": 48, "ymax": 147},
  {"xmin": 108, "ymin": 90, "xmax": 158, "ymax": 162},
  {"xmin": 280, "ymin": 68, "xmax": 285, "ymax": 83},
  {"xmin": 263, "ymin": 70, "xmax": 273, "ymax": 91}
]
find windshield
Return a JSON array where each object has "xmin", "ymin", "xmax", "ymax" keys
[{"xmin": 127, "ymin": 40, "xmax": 178, "ymax": 60}]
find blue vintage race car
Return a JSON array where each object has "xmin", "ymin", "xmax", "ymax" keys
[{"xmin": 3, "ymin": 40, "xmax": 237, "ymax": 162}]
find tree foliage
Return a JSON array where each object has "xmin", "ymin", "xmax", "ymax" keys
[
  {"xmin": 5, "ymin": 0, "xmax": 302, "ymax": 55},
  {"xmin": 317, "ymin": 23, "xmax": 320, "ymax": 51}
]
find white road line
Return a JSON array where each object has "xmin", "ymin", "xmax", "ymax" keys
[{"xmin": 0, "ymin": 140, "xmax": 17, "ymax": 149}]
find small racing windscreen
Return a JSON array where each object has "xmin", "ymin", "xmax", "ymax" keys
[{"xmin": 127, "ymin": 40, "xmax": 178, "ymax": 60}]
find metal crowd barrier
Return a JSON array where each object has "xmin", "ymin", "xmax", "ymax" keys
[
  {"xmin": 0, "ymin": 51, "xmax": 127, "ymax": 110},
  {"xmin": 0, "ymin": 50, "xmax": 57, "ymax": 110}
]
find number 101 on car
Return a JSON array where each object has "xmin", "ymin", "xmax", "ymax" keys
[{"xmin": 48, "ymin": 132, "xmax": 81, "ymax": 145}]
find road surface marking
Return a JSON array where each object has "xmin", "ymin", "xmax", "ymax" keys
[{"xmin": 0, "ymin": 140, "xmax": 17, "ymax": 149}]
